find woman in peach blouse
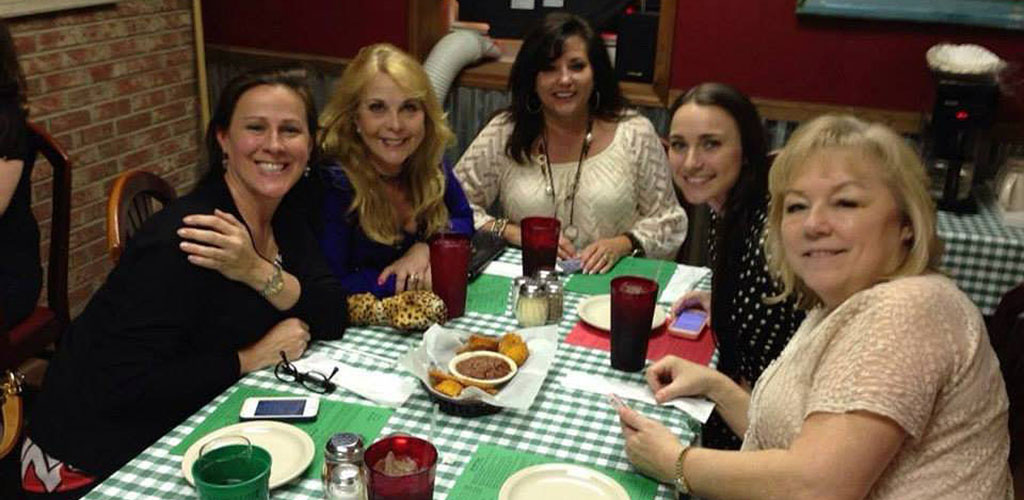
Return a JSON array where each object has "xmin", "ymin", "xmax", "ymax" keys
[{"xmin": 618, "ymin": 115, "xmax": 1012, "ymax": 499}]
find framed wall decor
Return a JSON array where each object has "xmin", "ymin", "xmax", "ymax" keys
[
  {"xmin": 797, "ymin": 0, "xmax": 1024, "ymax": 31},
  {"xmin": 0, "ymin": 0, "xmax": 118, "ymax": 18}
]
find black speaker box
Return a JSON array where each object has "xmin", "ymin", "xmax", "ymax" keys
[{"xmin": 615, "ymin": 12, "xmax": 658, "ymax": 83}]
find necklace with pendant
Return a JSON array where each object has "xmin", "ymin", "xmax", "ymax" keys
[{"xmin": 540, "ymin": 119, "xmax": 593, "ymax": 244}]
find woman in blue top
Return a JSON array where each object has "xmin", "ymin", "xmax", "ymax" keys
[{"xmin": 318, "ymin": 43, "xmax": 472, "ymax": 297}]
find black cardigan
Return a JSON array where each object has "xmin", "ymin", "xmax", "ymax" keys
[{"xmin": 29, "ymin": 175, "xmax": 347, "ymax": 477}]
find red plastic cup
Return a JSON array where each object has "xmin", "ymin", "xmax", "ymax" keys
[
  {"xmin": 429, "ymin": 233, "xmax": 470, "ymax": 320},
  {"xmin": 365, "ymin": 435, "xmax": 438, "ymax": 500},
  {"xmin": 610, "ymin": 276, "xmax": 659, "ymax": 372},
  {"xmin": 521, "ymin": 217, "xmax": 560, "ymax": 278}
]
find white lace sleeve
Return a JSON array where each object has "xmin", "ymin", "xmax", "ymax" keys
[
  {"xmin": 626, "ymin": 116, "xmax": 687, "ymax": 259},
  {"xmin": 453, "ymin": 115, "xmax": 512, "ymax": 230}
]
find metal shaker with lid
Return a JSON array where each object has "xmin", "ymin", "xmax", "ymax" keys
[
  {"xmin": 515, "ymin": 282, "xmax": 549, "ymax": 328},
  {"xmin": 323, "ymin": 433, "xmax": 367, "ymax": 500},
  {"xmin": 544, "ymin": 280, "xmax": 564, "ymax": 324}
]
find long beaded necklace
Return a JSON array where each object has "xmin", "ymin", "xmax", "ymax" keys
[{"xmin": 539, "ymin": 118, "xmax": 593, "ymax": 244}]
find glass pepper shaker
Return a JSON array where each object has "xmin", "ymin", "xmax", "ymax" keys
[{"xmin": 544, "ymin": 280, "xmax": 564, "ymax": 324}]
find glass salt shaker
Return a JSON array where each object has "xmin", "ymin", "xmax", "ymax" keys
[
  {"xmin": 326, "ymin": 464, "xmax": 365, "ymax": 500},
  {"xmin": 323, "ymin": 433, "xmax": 367, "ymax": 500},
  {"xmin": 515, "ymin": 282, "xmax": 549, "ymax": 328},
  {"xmin": 509, "ymin": 276, "xmax": 531, "ymax": 313}
]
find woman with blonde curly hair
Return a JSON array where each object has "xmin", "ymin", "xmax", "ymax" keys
[
  {"xmin": 318, "ymin": 43, "xmax": 472, "ymax": 296},
  {"xmin": 616, "ymin": 115, "xmax": 1010, "ymax": 499}
]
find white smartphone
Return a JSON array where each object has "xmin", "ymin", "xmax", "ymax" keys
[{"xmin": 239, "ymin": 396, "xmax": 319, "ymax": 422}]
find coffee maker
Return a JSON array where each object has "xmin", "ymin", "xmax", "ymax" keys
[{"xmin": 925, "ymin": 75, "xmax": 999, "ymax": 212}]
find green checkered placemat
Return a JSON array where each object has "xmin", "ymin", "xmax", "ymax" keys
[
  {"xmin": 446, "ymin": 444, "xmax": 658, "ymax": 499},
  {"xmin": 169, "ymin": 384, "xmax": 392, "ymax": 480},
  {"xmin": 85, "ymin": 249, "xmax": 708, "ymax": 500}
]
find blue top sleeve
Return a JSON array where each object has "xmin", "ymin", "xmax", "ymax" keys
[{"xmin": 318, "ymin": 162, "xmax": 474, "ymax": 298}]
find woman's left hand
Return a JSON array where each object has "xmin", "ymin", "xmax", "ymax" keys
[
  {"xmin": 178, "ymin": 209, "xmax": 266, "ymax": 287},
  {"xmin": 579, "ymin": 236, "xmax": 632, "ymax": 274},
  {"xmin": 379, "ymin": 242, "xmax": 432, "ymax": 293},
  {"xmin": 618, "ymin": 404, "xmax": 686, "ymax": 483}
]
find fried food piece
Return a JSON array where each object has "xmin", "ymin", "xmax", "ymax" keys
[
  {"xmin": 433, "ymin": 379, "xmax": 463, "ymax": 398},
  {"xmin": 456, "ymin": 334, "xmax": 500, "ymax": 354},
  {"xmin": 499, "ymin": 332, "xmax": 529, "ymax": 366},
  {"xmin": 428, "ymin": 368, "xmax": 459, "ymax": 385}
]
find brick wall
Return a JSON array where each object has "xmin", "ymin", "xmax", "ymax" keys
[{"xmin": 8, "ymin": 0, "xmax": 201, "ymax": 316}]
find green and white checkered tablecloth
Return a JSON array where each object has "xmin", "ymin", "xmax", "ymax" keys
[
  {"xmin": 85, "ymin": 250, "xmax": 709, "ymax": 499},
  {"xmin": 937, "ymin": 196, "xmax": 1024, "ymax": 315}
]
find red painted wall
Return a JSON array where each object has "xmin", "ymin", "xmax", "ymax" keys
[
  {"xmin": 201, "ymin": 0, "xmax": 408, "ymax": 58},
  {"xmin": 671, "ymin": 1, "xmax": 1024, "ymax": 115}
]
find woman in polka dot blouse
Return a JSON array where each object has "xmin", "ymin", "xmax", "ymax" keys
[{"xmin": 665, "ymin": 83, "xmax": 804, "ymax": 450}]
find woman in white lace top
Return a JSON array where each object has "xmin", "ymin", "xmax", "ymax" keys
[{"xmin": 454, "ymin": 13, "xmax": 686, "ymax": 273}]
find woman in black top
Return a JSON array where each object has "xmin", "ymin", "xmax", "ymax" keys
[
  {"xmin": 0, "ymin": 20, "xmax": 41, "ymax": 332},
  {"xmin": 666, "ymin": 83, "xmax": 804, "ymax": 449},
  {"xmin": 23, "ymin": 67, "xmax": 347, "ymax": 498}
]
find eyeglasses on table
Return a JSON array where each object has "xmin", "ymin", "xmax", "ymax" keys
[{"xmin": 274, "ymin": 351, "xmax": 339, "ymax": 394}]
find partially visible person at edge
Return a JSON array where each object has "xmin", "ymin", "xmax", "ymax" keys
[
  {"xmin": 454, "ymin": 12, "xmax": 686, "ymax": 273},
  {"xmin": 666, "ymin": 83, "xmax": 804, "ymax": 450},
  {"xmin": 0, "ymin": 19, "xmax": 42, "ymax": 332},
  {"xmin": 22, "ymin": 66, "xmax": 348, "ymax": 499},
  {"xmin": 317, "ymin": 43, "xmax": 472, "ymax": 297},
  {"xmin": 619, "ymin": 115, "xmax": 1011, "ymax": 499}
]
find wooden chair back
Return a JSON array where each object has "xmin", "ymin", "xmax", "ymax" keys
[{"xmin": 106, "ymin": 170, "xmax": 176, "ymax": 263}]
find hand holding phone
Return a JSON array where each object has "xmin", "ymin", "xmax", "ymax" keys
[
  {"xmin": 668, "ymin": 308, "xmax": 708, "ymax": 339},
  {"xmin": 239, "ymin": 396, "xmax": 319, "ymax": 422}
]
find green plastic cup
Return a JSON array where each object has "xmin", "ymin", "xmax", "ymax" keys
[{"xmin": 192, "ymin": 437, "xmax": 272, "ymax": 500}]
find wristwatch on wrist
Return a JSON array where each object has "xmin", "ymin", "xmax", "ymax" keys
[
  {"xmin": 674, "ymin": 444, "xmax": 693, "ymax": 494},
  {"xmin": 624, "ymin": 232, "xmax": 645, "ymax": 257},
  {"xmin": 259, "ymin": 260, "xmax": 284, "ymax": 298}
]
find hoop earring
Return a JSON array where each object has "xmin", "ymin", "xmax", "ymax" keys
[
  {"xmin": 525, "ymin": 94, "xmax": 541, "ymax": 114},
  {"xmin": 590, "ymin": 90, "xmax": 601, "ymax": 111}
]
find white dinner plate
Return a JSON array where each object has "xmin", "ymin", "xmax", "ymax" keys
[
  {"xmin": 499, "ymin": 463, "xmax": 630, "ymax": 500},
  {"xmin": 576, "ymin": 294, "xmax": 667, "ymax": 331},
  {"xmin": 181, "ymin": 420, "xmax": 315, "ymax": 489}
]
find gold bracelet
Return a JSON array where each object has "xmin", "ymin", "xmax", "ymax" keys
[
  {"xmin": 259, "ymin": 260, "xmax": 284, "ymax": 298},
  {"xmin": 674, "ymin": 444, "xmax": 693, "ymax": 494},
  {"xmin": 491, "ymin": 218, "xmax": 508, "ymax": 238}
]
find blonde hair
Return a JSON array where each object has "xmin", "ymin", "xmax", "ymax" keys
[
  {"xmin": 319, "ymin": 43, "xmax": 455, "ymax": 245},
  {"xmin": 763, "ymin": 114, "xmax": 943, "ymax": 309}
]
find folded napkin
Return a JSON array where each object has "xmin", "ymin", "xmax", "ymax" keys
[
  {"xmin": 560, "ymin": 371, "xmax": 715, "ymax": 423},
  {"xmin": 658, "ymin": 264, "xmax": 711, "ymax": 304},
  {"xmin": 292, "ymin": 354, "xmax": 415, "ymax": 408},
  {"xmin": 565, "ymin": 321, "xmax": 716, "ymax": 366}
]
